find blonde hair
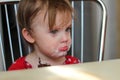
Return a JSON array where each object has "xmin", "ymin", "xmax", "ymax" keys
[{"xmin": 18, "ymin": 0, "xmax": 73, "ymax": 30}]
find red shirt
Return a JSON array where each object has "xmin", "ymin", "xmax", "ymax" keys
[{"xmin": 8, "ymin": 55, "xmax": 80, "ymax": 71}]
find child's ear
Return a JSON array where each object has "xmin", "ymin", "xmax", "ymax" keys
[{"xmin": 22, "ymin": 28, "xmax": 35, "ymax": 43}]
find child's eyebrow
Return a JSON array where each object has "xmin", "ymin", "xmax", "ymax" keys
[{"xmin": 52, "ymin": 22, "xmax": 72, "ymax": 30}]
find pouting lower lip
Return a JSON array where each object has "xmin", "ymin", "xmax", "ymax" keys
[{"xmin": 59, "ymin": 46, "xmax": 68, "ymax": 51}]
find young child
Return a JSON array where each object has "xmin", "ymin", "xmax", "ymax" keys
[{"xmin": 8, "ymin": 0, "xmax": 80, "ymax": 71}]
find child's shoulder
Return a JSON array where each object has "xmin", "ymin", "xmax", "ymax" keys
[
  {"xmin": 8, "ymin": 56, "xmax": 31, "ymax": 71},
  {"xmin": 65, "ymin": 55, "xmax": 80, "ymax": 64}
]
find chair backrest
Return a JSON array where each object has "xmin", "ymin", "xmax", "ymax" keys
[
  {"xmin": 0, "ymin": 0, "xmax": 26, "ymax": 71},
  {"xmin": 0, "ymin": 0, "xmax": 107, "ymax": 71}
]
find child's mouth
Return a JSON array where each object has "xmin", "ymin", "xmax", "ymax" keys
[{"xmin": 59, "ymin": 46, "xmax": 68, "ymax": 51}]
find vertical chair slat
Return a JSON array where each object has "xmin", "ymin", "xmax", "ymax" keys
[
  {"xmin": 80, "ymin": 1, "xmax": 84, "ymax": 63},
  {"xmin": 71, "ymin": 1, "xmax": 75, "ymax": 57},
  {"xmin": 0, "ymin": 32, "xmax": 6, "ymax": 71},
  {"xmin": 14, "ymin": 4, "xmax": 23, "ymax": 57},
  {"xmin": 96, "ymin": 0, "xmax": 107, "ymax": 62},
  {"xmin": 4, "ymin": 4, "xmax": 14, "ymax": 63}
]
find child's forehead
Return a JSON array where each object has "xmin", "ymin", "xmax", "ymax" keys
[
  {"xmin": 54, "ymin": 11, "xmax": 72, "ymax": 26},
  {"xmin": 31, "ymin": 8, "xmax": 72, "ymax": 29}
]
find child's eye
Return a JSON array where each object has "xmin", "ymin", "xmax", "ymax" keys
[
  {"xmin": 66, "ymin": 27, "xmax": 71, "ymax": 32},
  {"xmin": 50, "ymin": 30, "xmax": 58, "ymax": 34}
]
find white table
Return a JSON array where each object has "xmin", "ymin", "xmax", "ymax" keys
[{"xmin": 0, "ymin": 59, "xmax": 120, "ymax": 80}]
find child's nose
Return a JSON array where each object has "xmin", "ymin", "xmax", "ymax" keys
[{"xmin": 61, "ymin": 33, "xmax": 69, "ymax": 43}]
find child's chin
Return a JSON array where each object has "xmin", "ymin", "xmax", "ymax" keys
[
  {"xmin": 58, "ymin": 52, "xmax": 68, "ymax": 57},
  {"xmin": 51, "ymin": 51, "xmax": 67, "ymax": 58}
]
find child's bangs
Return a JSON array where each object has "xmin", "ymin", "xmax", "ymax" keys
[{"xmin": 48, "ymin": 1, "xmax": 73, "ymax": 30}]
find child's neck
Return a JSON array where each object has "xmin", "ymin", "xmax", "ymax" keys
[
  {"xmin": 35, "ymin": 52, "xmax": 66, "ymax": 65},
  {"xmin": 27, "ymin": 51, "xmax": 66, "ymax": 68}
]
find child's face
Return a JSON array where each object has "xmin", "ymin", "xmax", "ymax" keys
[{"xmin": 30, "ymin": 10, "xmax": 72, "ymax": 59}]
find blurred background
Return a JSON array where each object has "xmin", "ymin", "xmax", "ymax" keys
[
  {"xmin": 73, "ymin": 0, "xmax": 119, "ymax": 61},
  {"xmin": 73, "ymin": 0, "xmax": 120, "ymax": 62},
  {"xmin": 0, "ymin": 0, "xmax": 120, "ymax": 71}
]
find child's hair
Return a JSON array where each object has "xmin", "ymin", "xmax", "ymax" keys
[{"xmin": 17, "ymin": 0, "xmax": 73, "ymax": 30}]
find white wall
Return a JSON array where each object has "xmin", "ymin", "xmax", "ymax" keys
[{"xmin": 103, "ymin": 0, "xmax": 118, "ymax": 60}]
